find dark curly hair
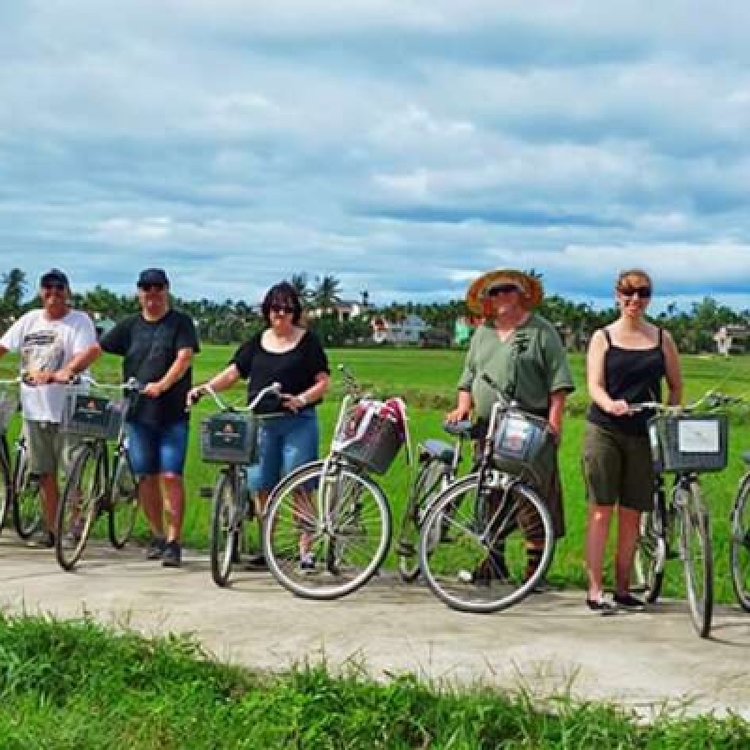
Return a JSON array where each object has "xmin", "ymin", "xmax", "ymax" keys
[{"xmin": 261, "ymin": 281, "xmax": 302, "ymax": 325}]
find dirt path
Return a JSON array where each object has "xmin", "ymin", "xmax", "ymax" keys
[{"xmin": 1, "ymin": 538, "xmax": 749, "ymax": 719}]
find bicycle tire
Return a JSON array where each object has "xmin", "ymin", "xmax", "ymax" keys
[
  {"xmin": 108, "ymin": 454, "xmax": 139, "ymax": 549},
  {"xmin": 678, "ymin": 481, "xmax": 714, "ymax": 638},
  {"xmin": 634, "ymin": 487, "xmax": 667, "ymax": 603},
  {"xmin": 11, "ymin": 442, "xmax": 42, "ymax": 539},
  {"xmin": 397, "ymin": 457, "xmax": 448, "ymax": 583},
  {"xmin": 0, "ymin": 440, "xmax": 11, "ymax": 532},
  {"xmin": 419, "ymin": 473, "xmax": 555, "ymax": 614},
  {"xmin": 729, "ymin": 475, "xmax": 750, "ymax": 613},
  {"xmin": 263, "ymin": 459, "xmax": 391, "ymax": 600},
  {"xmin": 210, "ymin": 472, "xmax": 241, "ymax": 588},
  {"xmin": 55, "ymin": 446, "xmax": 104, "ymax": 571}
]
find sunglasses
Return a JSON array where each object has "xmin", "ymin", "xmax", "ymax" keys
[
  {"xmin": 487, "ymin": 283, "xmax": 521, "ymax": 296},
  {"xmin": 42, "ymin": 283, "xmax": 66, "ymax": 291},
  {"xmin": 618, "ymin": 286, "xmax": 652, "ymax": 300},
  {"xmin": 270, "ymin": 304, "xmax": 295, "ymax": 315},
  {"xmin": 139, "ymin": 283, "xmax": 166, "ymax": 292}
]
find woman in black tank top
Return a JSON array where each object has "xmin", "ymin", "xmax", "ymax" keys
[{"xmin": 582, "ymin": 270, "xmax": 682, "ymax": 613}]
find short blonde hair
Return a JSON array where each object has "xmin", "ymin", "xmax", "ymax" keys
[{"xmin": 616, "ymin": 268, "xmax": 653, "ymax": 292}]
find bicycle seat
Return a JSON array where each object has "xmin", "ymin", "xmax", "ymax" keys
[
  {"xmin": 421, "ymin": 439, "xmax": 456, "ymax": 465},
  {"xmin": 742, "ymin": 451, "xmax": 750, "ymax": 466},
  {"xmin": 443, "ymin": 420, "xmax": 474, "ymax": 438}
]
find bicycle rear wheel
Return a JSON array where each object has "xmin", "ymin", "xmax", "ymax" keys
[
  {"xmin": 108, "ymin": 454, "xmax": 139, "ymax": 549},
  {"xmin": 397, "ymin": 457, "xmax": 447, "ymax": 583},
  {"xmin": 730, "ymin": 475, "xmax": 750, "ymax": 612},
  {"xmin": 264, "ymin": 460, "xmax": 391, "ymax": 600},
  {"xmin": 419, "ymin": 474, "xmax": 555, "ymax": 614},
  {"xmin": 210, "ymin": 472, "xmax": 241, "ymax": 588},
  {"xmin": 55, "ymin": 446, "xmax": 105, "ymax": 571},
  {"xmin": 678, "ymin": 481, "xmax": 713, "ymax": 638},
  {"xmin": 12, "ymin": 444, "xmax": 42, "ymax": 539}
]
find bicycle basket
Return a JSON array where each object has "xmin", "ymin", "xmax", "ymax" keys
[
  {"xmin": 333, "ymin": 399, "xmax": 404, "ymax": 475},
  {"xmin": 648, "ymin": 414, "xmax": 728, "ymax": 474},
  {"xmin": 491, "ymin": 409, "xmax": 556, "ymax": 491},
  {"xmin": 200, "ymin": 412, "xmax": 259, "ymax": 464},
  {"xmin": 0, "ymin": 392, "xmax": 19, "ymax": 435},
  {"xmin": 61, "ymin": 391, "xmax": 126, "ymax": 440}
]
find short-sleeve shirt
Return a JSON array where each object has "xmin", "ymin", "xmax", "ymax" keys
[
  {"xmin": 100, "ymin": 309, "xmax": 199, "ymax": 426},
  {"xmin": 0, "ymin": 308, "xmax": 97, "ymax": 422},
  {"xmin": 457, "ymin": 314, "xmax": 575, "ymax": 420},
  {"xmin": 231, "ymin": 330, "xmax": 329, "ymax": 415}
]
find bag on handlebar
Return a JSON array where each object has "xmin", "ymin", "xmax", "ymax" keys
[{"xmin": 648, "ymin": 414, "xmax": 728, "ymax": 474}]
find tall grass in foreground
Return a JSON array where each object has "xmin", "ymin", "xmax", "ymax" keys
[{"xmin": 0, "ymin": 615, "xmax": 747, "ymax": 749}]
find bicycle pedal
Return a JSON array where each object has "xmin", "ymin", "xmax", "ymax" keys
[
  {"xmin": 395, "ymin": 541, "xmax": 416, "ymax": 556},
  {"xmin": 199, "ymin": 486, "xmax": 213, "ymax": 499}
]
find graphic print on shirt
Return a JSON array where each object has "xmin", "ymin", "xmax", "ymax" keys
[{"xmin": 20, "ymin": 329, "xmax": 65, "ymax": 377}]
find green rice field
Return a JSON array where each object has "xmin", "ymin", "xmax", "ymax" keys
[{"xmin": 2, "ymin": 346, "xmax": 749, "ymax": 602}]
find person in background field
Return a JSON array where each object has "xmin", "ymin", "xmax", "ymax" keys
[
  {"xmin": 0, "ymin": 269, "xmax": 100, "ymax": 546},
  {"xmin": 447, "ymin": 268, "xmax": 575, "ymax": 583},
  {"xmin": 100, "ymin": 269, "xmax": 199, "ymax": 568},
  {"xmin": 583, "ymin": 269, "xmax": 682, "ymax": 614},
  {"xmin": 188, "ymin": 281, "xmax": 330, "ymax": 571}
]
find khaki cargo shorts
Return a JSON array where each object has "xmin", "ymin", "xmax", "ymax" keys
[
  {"xmin": 23, "ymin": 420, "xmax": 83, "ymax": 477},
  {"xmin": 582, "ymin": 422, "xmax": 655, "ymax": 512}
]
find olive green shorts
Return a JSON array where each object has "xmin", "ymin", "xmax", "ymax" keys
[
  {"xmin": 582, "ymin": 422, "xmax": 655, "ymax": 512},
  {"xmin": 23, "ymin": 420, "xmax": 81, "ymax": 477}
]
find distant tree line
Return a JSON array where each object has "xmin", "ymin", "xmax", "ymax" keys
[{"xmin": 1, "ymin": 268, "xmax": 748, "ymax": 353}]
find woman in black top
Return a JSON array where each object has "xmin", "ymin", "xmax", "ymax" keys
[
  {"xmin": 583, "ymin": 269, "xmax": 682, "ymax": 612},
  {"xmin": 189, "ymin": 282, "xmax": 330, "ymax": 568}
]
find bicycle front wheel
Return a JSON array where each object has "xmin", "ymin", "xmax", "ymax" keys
[
  {"xmin": 419, "ymin": 474, "xmax": 555, "ymax": 614},
  {"xmin": 678, "ymin": 481, "xmax": 714, "ymax": 638},
  {"xmin": 108, "ymin": 455, "xmax": 139, "ymax": 549},
  {"xmin": 55, "ymin": 446, "xmax": 105, "ymax": 571},
  {"xmin": 210, "ymin": 472, "xmax": 241, "ymax": 588},
  {"xmin": 730, "ymin": 475, "xmax": 750, "ymax": 612},
  {"xmin": 12, "ymin": 445, "xmax": 42, "ymax": 539},
  {"xmin": 263, "ymin": 460, "xmax": 391, "ymax": 600},
  {"xmin": 0, "ymin": 442, "xmax": 11, "ymax": 532},
  {"xmin": 397, "ymin": 457, "xmax": 447, "ymax": 583}
]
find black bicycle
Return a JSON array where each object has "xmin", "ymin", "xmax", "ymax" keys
[
  {"xmin": 635, "ymin": 393, "xmax": 729, "ymax": 638},
  {"xmin": 54, "ymin": 376, "xmax": 142, "ymax": 571},
  {"xmin": 194, "ymin": 381, "xmax": 282, "ymax": 588},
  {"xmin": 0, "ymin": 377, "xmax": 43, "ymax": 540}
]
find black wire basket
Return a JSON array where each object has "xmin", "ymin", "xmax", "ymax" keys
[
  {"xmin": 200, "ymin": 412, "xmax": 259, "ymax": 465},
  {"xmin": 648, "ymin": 414, "xmax": 728, "ymax": 474},
  {"xmin": 61, "ymin": 392, "xmax": 126, "ymax": 441},
  {"xmin": 334, "ymin": 401, "xmax": 404, "ymax": 475}
]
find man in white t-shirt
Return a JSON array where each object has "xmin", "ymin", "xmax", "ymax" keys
[{"xmin": 0, "ymin": 269, "xmax": 100, "ymax": 546}]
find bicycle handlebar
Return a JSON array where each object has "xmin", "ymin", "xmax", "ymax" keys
[
  {"xmin": 628, "ymin": 390, "xmax": 738, "ymax": 415},
  {"xmin": 192, "ymin": 381, "xmax": 282, "ymax": 413},
  {"xmin": 71, "ymin": 374, "xmax": 143, "ymax": 393}
]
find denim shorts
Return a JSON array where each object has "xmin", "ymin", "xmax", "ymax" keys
[
  {"xmin": 247, "ymin": 410, "xmax": 320, "ymax": 492},
  {"xmin": 126, "ymin": 419, "xmax": 190, "ymax": 477}
]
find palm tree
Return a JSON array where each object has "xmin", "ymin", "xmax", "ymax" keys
[
  {"xmin": 290, "ymin": 273, "xmax": 311, "ymax": 305},
  {"xmin": 2, "ymin": 268, "xmax": 27, "ymax": 313},
  {"xmin": 312, "ymin": 274, "xmax": 342, "ymax": 314}
]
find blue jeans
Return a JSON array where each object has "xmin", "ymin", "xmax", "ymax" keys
[
  {"xmin": 247, "ymin": 410, "xmax": 319, "ymax": 492},
  {"xmin": 126, "ymin": 419, "xmax": 189, "ymax": 477}
]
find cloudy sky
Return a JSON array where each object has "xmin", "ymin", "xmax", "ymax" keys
[{"xmin": 2, "ymin": 1, "xmax": 750, "ymax": 311}]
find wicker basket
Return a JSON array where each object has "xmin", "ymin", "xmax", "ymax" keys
[
  {"xmin": 61, "ymin": 392, "xmax": 126, "ymax": 441},
  {"xmin": 200, "ymin": 413, "xmax": 259, "ymax": 465},
  {"xmin": 491, "ymin": 409, "xmax": 556, "ymax": 491},
  {"xmin": 648, "ymin": 414, "xmax": 728, "ymax": 474},
  {"xmin": 0, "ymin": 393, "xmax": 18, "ymax": 435},
  {"xmin": 333, "ymin": 400, "xmax": 404, "ymax": 475}
]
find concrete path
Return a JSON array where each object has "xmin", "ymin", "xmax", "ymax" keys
[{"xmin": 1, "ymin": 537, "xmax": 749, "ymax": 719}]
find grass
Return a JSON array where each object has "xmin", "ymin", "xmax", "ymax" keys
[
  {"xmin": 1, "ymin": 347, "xmax": 749, "ymax": 602},
  {"xmin": 0, "ymin": 614, "xmax": 748, "ymax": 749}
]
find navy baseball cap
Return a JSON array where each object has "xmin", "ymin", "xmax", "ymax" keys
[
  {"xmin": 39, "ymin": 269, "xmax": 70, "ymax": 288},
  {"xmin": 137, "ymin": 268, "xmax": 169, "ymax": 287}
]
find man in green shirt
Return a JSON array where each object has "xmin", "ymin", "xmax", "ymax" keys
[{"xmin": 447, "ymin": 269, "xmax": 575, "ymax": 577}]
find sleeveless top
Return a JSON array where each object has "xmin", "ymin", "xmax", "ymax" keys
[{"xmin": 587, "ymin": 327, "xmax": 666, "ymax": 436}]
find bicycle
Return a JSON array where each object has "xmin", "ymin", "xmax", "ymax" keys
[
  {"xmin": 262, "ymin": 366, "xmax": 408, "ymax": 600},
  {"xmin": 54, "ymin": 376, "xmax": 142, "ymax": 571},
  {"xmin": 417, "ymin": 396, "xmax": 556, "ymax": 614},
  {"xmin": 727, "ymin": 398, "xmax": 750, "ymax": 612},
  {"xmin": 192, "ymin": 381, "xmax": 282, "ymax": 588},
  {"xmin": 0, "ymin": 377, "xmax": 43, "ymax": 540},
  {"xmin": 634, "ymin": 393, "xmax": 729, "ymax": 638},
  {"xmin": 395, "ymin": 419, "xmax": 472, "ymax": 582}
]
